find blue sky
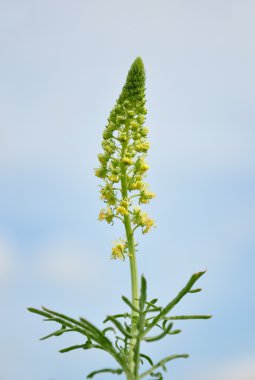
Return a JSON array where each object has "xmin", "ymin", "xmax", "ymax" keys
[{"xmin": 0, "ymin": 1, "xmax": 254, "ymax": 379}]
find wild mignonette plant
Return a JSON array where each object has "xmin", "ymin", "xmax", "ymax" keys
[{"xmin": 28, "ymin": 57, "xmax": 211, "ymax": 380}]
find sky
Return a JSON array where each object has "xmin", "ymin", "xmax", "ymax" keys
[{"xmin": 0, "ymin": 0, "xmax": 255, "ymax": 379}]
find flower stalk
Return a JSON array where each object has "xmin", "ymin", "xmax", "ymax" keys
[{"xmin": 28, "ymin": 57, "xmax": 212, "ymax": 380}]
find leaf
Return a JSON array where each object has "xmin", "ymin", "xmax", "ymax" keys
[
  {"xmin": 79, "ymin": 317, "xmax": 105, "ymax": 338},
  {"xmin": 27, "ymin": 307, "xmax": 52, "ymax": 319},
  {"xmin": 102, "ymin": 326, "xmax": 116, "ymax": 335},
  {"xmin": 169, "ymin": 329, "xmax": 181, "ymax": 335},
  {"xmin": 144, "ymin": 322, "xmax": 173, "ymax": 342},
  {"xmin": 41, "ymin": 307, "xmax": 91, "ymax": 332},
  {"xmin": 164, "ymin": 315, "xmax": 212, "ymax": 321},
  {"xmin": 139, "ymin": 275, "xmax": 147, "ymax": 313},
  {"xmin": 86, "ymin": 368, "xmax": 123, "ymax": 378},
  {"xmin": 122, "ymin": 296, "xmax": 140, "ymax": 313},
  {"xmin": 140, "ymin": 353, "xmax": 154, "ymax": 366},
  {"xmin": 143, "ymin": 271, "xmax": 206, "ymax": 336},
  {"xmin": 59, "ymin": 344, "xmax": 86, "ymax": 353},
  {"xmin": 103, "ymin": 313, "xmax": 130, "ymax": 323},
  {"xmin": 145, "ymin": 307, "xmax": 162, "ymax": 313},
  {"xmin": 107, "ymin": 316, "xmax": 135, "ymax": 339},
  {"xmin": 189, "ymin": 288, "xmax": 202, "ymax": 293},
  {"xmin": 150, "ymin": 372, "xmax": 163, "ymax": 380},
  {"xmin": 140, "ymin": 354, "xmax": 189, "ymax": 379},
  {"xmin": 146, "ymin": 298, "xmax": 158, "ymax": 305},
  {"xmin": 40, "ymin": 327, "xmax": 77, "ymax": 341}
]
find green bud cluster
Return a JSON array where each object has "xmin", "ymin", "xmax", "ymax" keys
[{"xmin": 95, "ymin": 57, "xmax": 155, "ymax": 258}]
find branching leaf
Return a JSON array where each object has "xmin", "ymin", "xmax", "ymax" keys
[{"xmin": 143, "ymin": 271, "xmax": 206, "ymax": 336}]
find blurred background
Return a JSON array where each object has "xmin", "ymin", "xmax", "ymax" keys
[{"xmin": 0, "ymin": 1, "xmax": 254, "ymax": 379}]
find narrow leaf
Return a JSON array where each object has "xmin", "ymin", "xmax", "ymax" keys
[
  {"xmin": 140, "ymin": 354, "xmax": 189, "ymax": 379},
  {"xmin": 189, "ymin": 288, "xmax": 202, "ymax": 293},
  {"xmin": 103, "ymin": 313, "xmax": 130, "ymax": 323},
  {"xmin": 87, "ymin": 368, "xmax": 123, "ymax": 378},
  {"xmin": 164, "ymin": 315, "xmax": 212, "ymax": 321},
  {"xmin": 40, "ymin": 328, "xmax": 77, "ymax": 341},
  {"xmin": 143, "ymin": 271, "xmax": 206, "ymax": 336},
  {"xmin": 144, "ymin": 322, "xmax": 173, "ymax": 342},
  {"xmin": 140, "ymin": 353, "xmax": 154, "ymax": 366},
  {"xmin": 59, "ymin": 343, "xmax": 101, "ymax": 353},
  {"xmin": 169, "ymin": 329, "xmax": 181, "ymax": 335},
  {"xmin": 107, "ymin": 316, "xmax": 135, "ymax": 339},
  {"xmin": 27, "ymin": 307, "xmax": 52, "ymax": 319},
  {"xmin": 122, "ymin": 296, "xmax": 140, "ymax": 313},
  {"xmin": 139, "ymin": 275, "xmax": 147, "ymax": 312}
]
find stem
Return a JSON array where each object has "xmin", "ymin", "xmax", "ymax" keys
[{"xmin": 120, "ymin": 163, "xmax": 139, "ymax": 379}]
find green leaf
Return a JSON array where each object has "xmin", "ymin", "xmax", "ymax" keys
[
  {"xmin": 102, "ymin": 326, "xmax": 116, "ymax": 335},
  {"xmin": 27, "ymin": 307, "xmax": 52, "ymax": 319},
  {"xmin": 143, "ymin": 271, "xmax": 206, "ymax": 336},
  {"xmin": 140, "ymin": 354, "xmax": 189, "ymax": 379},
  {"xmin": 146, "ymin": 299, "xmax": 158, "ymax": 306},
  {"xmin": 150, "ymin": 372, "xmax": 163, "ymax": 380},
  {"xmin": 144, "ymin": 322, "xmax": 173, "ymax": 342},
  {"xmin": 41, "ymin": 307, "xmax": 91, "ymax": 332},
  {"xmin": 59, "ymin": 341, "xmax": 102, "ymax": 353},
  {"xmin": 140, "ymin": 353, "xmax": 154, "ymax": 366},
  {"xmin": 164, "ymin": 315, "xmax": 212, "ymax": 321},
  {"xmin": 103, "ymin": 313, "xmax": 130, "ymax": 323},
  {"xmin": 107, "ymin": 316, "xmax": 135, "ymax": 339},
  {"xmin": 122, "ymin": 296, "xmax": 140, "ymax": 313},
  {"xmin": 139, "ymin": 275, "xmax": 147, "ymax": 313},
  {"xmin": 79, "ymin": 317, "xmax": 109, "ymax": 342},
  {"xmin": 40, "ymin": 327, "xmax": 77, "ymax": 341},
  {"xmin": 87, "ymin": 368, "xmax": 123, "ymax": 378},
  {"xmin": 59, "ymin": 344, "xmax": 86, "ymax": 353},
  {"xmin": 169, "ymin": 329, "xmax": 181, "ymax": 335},
  {"xmin": 189, "ymin": 288, "xmax": 202, "ymax": 293}
]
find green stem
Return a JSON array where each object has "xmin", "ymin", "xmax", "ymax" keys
[{"xmin": 121, "ymin": 163, "xmax": 139, "ymax": 379}]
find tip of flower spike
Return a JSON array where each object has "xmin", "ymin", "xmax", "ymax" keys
[
  {"xmin": 132, "ymin": 56, "xmax": 144, "ymax": 69},
  {"xmin": 121, "ymin": 57, "xmax": 146, "ymax": 100}
]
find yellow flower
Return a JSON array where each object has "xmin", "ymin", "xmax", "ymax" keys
[
  {"xmin": 140, "ymin": 162, "xmax": 150, "ymax": 173},
  {"xmin": 122, "ymin": 157, "xmax": 133, "ymax": 166},
  {"xmin": 111, "ymin": 239, "xmax": 126, "ymax": 260},
  {"xmin": 98, "ymin": 209, "xmax": 106, "ymax": 221},
  {"xmin": 135, "ymin": 142, "xmax": 150, "ymax": 153},
  {"xmin": 140, "ymin": 212, "xmax": 155, "ymax": 234},
  {"xmin": 129, "ymin": 181, "xmax": 144, "ymax": 190},
  {"xmin": 116, "ymin": 199, "xmax": 129, "ymax": 216},
  {"xmin": 108, "ymin": 174, "xmax": 119, "ymax": 183},
  {"xmin": 98, "ymin": 207, "xmax": 114, "ymax": 224},
  {"xmin": 116, "ymin": 206, "xmax": 128, "ymax": 215},
  {"xmin": 132, "ymin": 207, "xmax": 155, "ymax": 234},
  {"xmin": 139, "ymin": 190, "xmax": 156, "ymax": 204}
]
